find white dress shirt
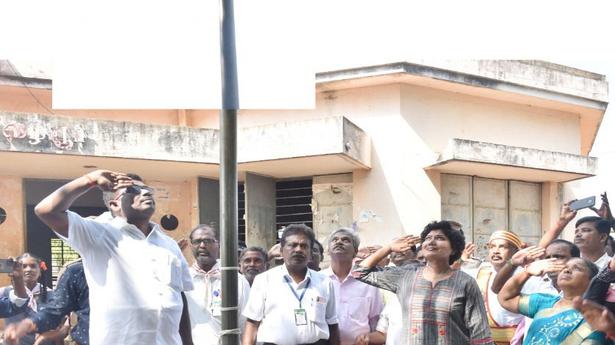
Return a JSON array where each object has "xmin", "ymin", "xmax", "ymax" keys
[
  {"xmin": 376, "ymin": 290, "xmax": 402, "ymax": 345},
  {"xmin": 322, "ymin": 267, "xmax": 383, "ymax": 345},
  {"xmin": 588, "ymin": 252, "xmax": 614, "ymax": 270},
  {"xmin": 60, "ymin": 211, "xmax": 194, "ymax": 345},
  {"xmin": 186, "ymin": 262, "xmax": 251, "ymax": 345},
  {"xmin": 463, "ymin": 263, "xmax": 527, "ymax": 326},
  {"xmin": 242, "ymin": 265, "xmax": 338, "ymax": 345}
]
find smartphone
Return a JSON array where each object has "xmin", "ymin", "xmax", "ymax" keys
[
  {"xmin": 0, "ymin": 258, "xmax": 15, "ymax": 273},
  {"xmin": 569, "ymin": 196, "xmax": 596, "ymax": 211}
]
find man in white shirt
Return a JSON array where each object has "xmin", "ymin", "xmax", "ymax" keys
[
  {"xmin": 462, "ymin": 230, "xmax": 525, "ymax": 345},
  {"xmin": 239, "ymin": 246, "xmax": 268, "ymax": 287},
  {"xmin": 242, "ymin": 224, "xmax": 340, "ymax": 345},
  {"xmin": 574, "ymin": 216, "xmax": 613, "ymax": 270},
  {"xmin": 322, "ymin": 228, "xmax": 382, "ymax": 345},
  {"xmin": 33, "ymin": 170, "xmax": 194, "ymax": 345},
  {"xmin": 185, "ymin": 224, "xmax": 251, "ymax": 345}
]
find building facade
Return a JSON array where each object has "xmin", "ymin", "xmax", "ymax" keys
[{"xmin": 0, "ymin": 60, "xmax": 608, "ymax": 285}]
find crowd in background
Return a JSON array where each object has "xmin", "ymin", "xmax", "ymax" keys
[{"xmin": 1, "ymin": 170, "xmax": 615, "ymax": 345}]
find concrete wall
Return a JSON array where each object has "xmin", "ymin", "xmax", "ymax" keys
[
  {"xmin": 0, "ymin": 74, "xmax": 592, "ymax": 247},
  {"xmin": 312, "ymin": 174, "xmax": 353, "ymax": 243},
  {"xmin": 232, "ymin": 83, "xmax": 584, "ymax": 244},
  {"xmin": 149, "ymin": 179, "xmax": 198, "ymax": 244},
  {"xmin": 0, "ymin": 176, "xmax": 24, "ymax": 287}
]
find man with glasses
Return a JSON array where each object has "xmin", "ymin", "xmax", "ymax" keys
[
  {"xmin": 32, "ymin": 170, "xmax": 194, "ymax": 345},
  {"xmin": 185, "ymin": 224, "xmax": 251, "ymax": 345}
]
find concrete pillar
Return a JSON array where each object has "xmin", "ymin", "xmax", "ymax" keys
[
  {"xmin": 542, "ymin": 182, "xmax": 568, "ymax": 239},
  {"xmin": 312, "ymin": 174, "xmax": 353, "ymax": 249},
  {"xmin": 198, "ymin": 177, "xmax": 220, "ymax": 229},
  {"xmin": 244, "ymin": 173, "xmax": 276, "ymax": 250}
]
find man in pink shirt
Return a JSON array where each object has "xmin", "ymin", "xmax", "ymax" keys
[{"xmin": 323, "ymin": 228, "xmax": 383, "ymax": 345}]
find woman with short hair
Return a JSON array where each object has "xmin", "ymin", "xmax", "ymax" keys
[{"xmin": 352, "ymin": 221, "xmax": 493, "ymax": 345}]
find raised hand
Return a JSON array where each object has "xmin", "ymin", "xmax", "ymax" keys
[
  {"xmin": 511, "ymin": 246, "xmax": 545, "ymax": 267},
  {"xmin": 559, "ymin": 201, "xmax": 577, "ymax": 223},
  {"xmin": 390, "ymin": 235, "xmax": 421, "ymax": 253},
  {"xmin": 3, "ymin": 319, "xmax": 36, "ymax": 345},
  {"xmin": 461, "ymin": 243, "xmax": 476, "ymax": 261},
  {"xmin": 177, "ymin": 238, "xmax": 189, "ymax": 251},
  {"xmin": 525, "ymin": 258, "xmax": 565, "ymax": 276},
  {"xmin": 590, "ymin": 192, "xmax": 613, "ymax": 220},
  {"xmin": 85, "ymin": 170, "xmax": 133, "ymax": 192}
]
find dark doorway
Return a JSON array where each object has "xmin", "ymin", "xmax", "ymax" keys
[{"xmin": 24, "ymin": 179, "xmax": 106, "ymax": 287}]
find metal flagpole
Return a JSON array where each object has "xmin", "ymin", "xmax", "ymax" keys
[{"xmin": 218, "ymin": 0, "xmax": 239, "ymax": 344}]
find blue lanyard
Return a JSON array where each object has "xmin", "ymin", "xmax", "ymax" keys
[{"xmin": 284, "ymin": 276, "xmax": 310, "ymax": 308}]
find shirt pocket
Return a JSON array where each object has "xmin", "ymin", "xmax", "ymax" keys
[
  {"xmin": 306, "ymin": 293, "xmax": 327, "ymax": 323},
  {"xmin": 346, "ymin": 296, "xmax": 370, "ymax": 322},
  {"xmin": 155, "ymin": 253, "xmax": 182, "ymax": 290}
]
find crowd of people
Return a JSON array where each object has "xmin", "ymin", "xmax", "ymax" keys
[{"xmin": 1, "ymin": 169, "xmax": 615, "ymax": 345}]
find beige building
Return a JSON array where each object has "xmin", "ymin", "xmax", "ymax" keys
[{"xmin": 0, "ymin": 59, "xmax": 608, "ymax": 286}]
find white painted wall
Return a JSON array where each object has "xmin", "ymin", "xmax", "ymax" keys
[{"xmin": 236, "ymin": 81, "xmax": 585, "ymax": 245}]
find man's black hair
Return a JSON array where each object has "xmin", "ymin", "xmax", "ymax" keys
[
  {"xmin": 189, "ymin": 224, "xmax": 218, "ymax": 241},
  {"xmin": 548, "ymin": 239, "xmax": 580, "ymax": 258},
  {"xmin": 575, "ymin": 216, "xmax": 612, "ymax": 235},
  {"xmin": 102, "ymin": 172, "xmax": 145, "ymax": 208},
  {"xmin": 419, "ymin": 220, "xmax": 465, "ymax": 265},
  {"xmin": 280, "ymin": 224, "xmax": 315, "ymax": 250}
]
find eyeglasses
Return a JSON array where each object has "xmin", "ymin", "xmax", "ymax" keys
[
  {"xmin": 125, "ymin": 185, "xmax": 154, "ymax": 195},
  {"xmin": 113, "ymin": 185, "xmax": 154, "ymax": 201},
  {"xmin": 191, "ymin": 238, "xmax": 218, "ymax": 246}
]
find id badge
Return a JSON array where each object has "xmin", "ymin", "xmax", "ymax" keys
[{"xmin": 294, "ymin": 308, "xmax": 307, "ymax": 326}]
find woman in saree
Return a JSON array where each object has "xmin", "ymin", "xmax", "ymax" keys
[
  {"xmin": 498, "ymin": 257, "xmax": 607, "ymax": 344},
  {"xmin": 352, "ymin": 221, "xmax": 493, "ymax": 345}
]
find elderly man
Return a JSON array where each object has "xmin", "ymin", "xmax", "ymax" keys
[
  {"xmin": 31, "ymin": 170, "xmax": 193, "ymax": 345},
  {"xmin": 242, "ymin": 224, "xmax": 340, "ymax": 345},
  {"xmin": 322, "ymin": 228, "xmax": 383, "ymax": 345},
  {"xmin": 239, "ymin": 246, "xmax": 268, "ymax": 286},
  {"xmin": 185, "ymin": 224, "xmax": 251, "ymax": 345}
]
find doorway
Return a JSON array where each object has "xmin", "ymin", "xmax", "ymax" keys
[{"xmin": 24, "ymin": 179, "xmax": 106, "ymax": 287}]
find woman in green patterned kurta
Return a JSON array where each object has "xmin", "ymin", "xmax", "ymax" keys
[{"xmin": 352, "ymin": 221, "xmax": 493, "ymax": 345}]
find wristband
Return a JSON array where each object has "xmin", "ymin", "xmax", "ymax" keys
[{"xmin": 84, "ymin": 174, "xmax": 97, "ymax": 188}]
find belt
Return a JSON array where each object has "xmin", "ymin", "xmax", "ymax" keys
[{"xmin": 263, "ymin": 340, "xmax": 328, "ymax": 345}]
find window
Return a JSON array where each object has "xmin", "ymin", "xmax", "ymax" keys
[
  {"xmin": 276, "ymin": 178, "xmax": 313, "ymax": 232},
  {"xmin": 441, "ymin": 174, "xmax": 541, "ymax": 258},
  {"xmin": 50, "ymin": 238, "xmax": 80, "ymax": 287}
]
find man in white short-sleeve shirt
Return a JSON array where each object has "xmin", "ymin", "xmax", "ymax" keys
[
  {"xmin": 34, "ymin": 170, "xmax": 194, "ymax": 345},
  {"xmin": 185, "ymin": 224, "xmax": 251, "ymax": 345},
  {"xmin": 242, "ymin": 224, "xmax": 339, "ymax": 345}
]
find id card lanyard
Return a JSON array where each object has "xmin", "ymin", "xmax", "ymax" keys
[{"xmin": 284, "ymin": 276, "xmax": 311, "ymax": 326}]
